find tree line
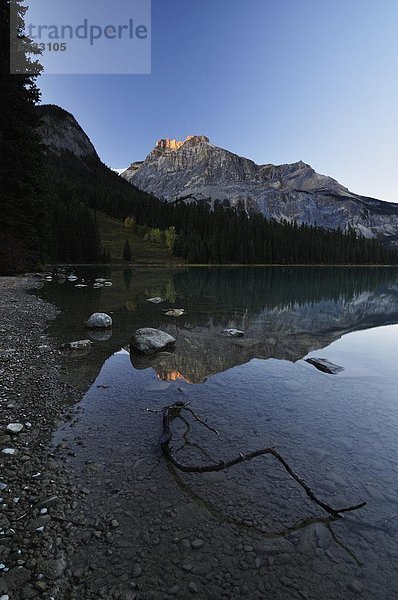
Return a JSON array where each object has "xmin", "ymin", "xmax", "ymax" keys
[{"xmin": 90, "ymin": 185, "xmax": 398, "ymax": 265}]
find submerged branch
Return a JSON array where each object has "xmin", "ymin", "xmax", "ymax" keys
[{"xmin": 153, "ymin": 401, "xmax": 366, "ymax": 519}]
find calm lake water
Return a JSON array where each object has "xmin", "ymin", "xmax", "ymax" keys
[{"xmin": 39, "ymin": 266, "xmax": 398, "ymax": 600}]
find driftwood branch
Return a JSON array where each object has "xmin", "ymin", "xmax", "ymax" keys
[{"xmin": 153, "ymin": 401, "xmax": 366, "ymax": 519}]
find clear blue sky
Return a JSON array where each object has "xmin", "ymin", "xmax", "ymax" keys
[{"xmin": 38, "ymin": 0, "xmax": 398, "ymax": 202}]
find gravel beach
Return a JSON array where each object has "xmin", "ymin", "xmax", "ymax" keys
[{"xmin": 0, "ymin": 276, "xmax": 81, "ymax": 599}]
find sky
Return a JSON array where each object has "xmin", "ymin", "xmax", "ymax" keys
[{"xmin": 36, "ymin": 0, "xmax": 398, "ymax": 202}]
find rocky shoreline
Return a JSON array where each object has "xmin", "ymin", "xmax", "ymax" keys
[{"xmin": 0, "ymin": 276, "xmax": 81, "ymax": 599}]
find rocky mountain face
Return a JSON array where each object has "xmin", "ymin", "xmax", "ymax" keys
[
  {"xmin": 122, "ymin": 135, "xmax": 398, "ymax": 241},
  {"xmin": 37, "ymin": 104, "xmax": 99, "ymax": 159}
]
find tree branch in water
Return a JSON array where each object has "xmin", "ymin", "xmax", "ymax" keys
[{"xmin": 151, "ymin": 401, "xmax": 366, "ymax": 519}]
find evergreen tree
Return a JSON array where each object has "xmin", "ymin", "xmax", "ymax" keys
[{"xmin": 0, "ymin": 0, "xmax": 45, "ymax": 273}]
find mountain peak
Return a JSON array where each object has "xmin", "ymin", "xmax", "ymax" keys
[
  {"xmin": 37, "ymin": 104, "xmax": 98, "ymax": 159},
  {"xmin": 154, "ymin": 138, "xmax": 184, "ymax": 152},
  {"xmin": 154, "ymin": 135, "xmax": 210, "ymax": 154}
]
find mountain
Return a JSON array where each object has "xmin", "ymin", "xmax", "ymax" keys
[
  {"xmin": 37, "ymin": 104, "xmax": 148, "ymax": 196},
  {"xmin": 121, "ymin": 135, "xmax": 398, "ymax": 242},
  {"xmin": 38, "ymin": 104, "xmax": 99, "ymax": 159},
  {"xmin": 33, "ymin": 105, "xmax": 398, "ymax": 266}
]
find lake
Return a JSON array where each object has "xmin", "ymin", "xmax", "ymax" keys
[{"xmin": 38, "ymin": 266, "xmax": 398, "ymax": 600}]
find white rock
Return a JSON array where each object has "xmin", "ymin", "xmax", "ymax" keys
[
  {"xmin": 86, "ymin": 313, "xmax": 113, "ymax": 328},
  {"xmin": 1, "ymin": 448, "xmax": 17, "ymax": 455},
  {"xmin": 61, "ymin": 340, "xmax": 93, "ymax": 351},
  {"xmin": 165, "ymin": 308, "xmax": 185, "ymax": 317},
  {"xmin": 75, "ymin": 284, "xmax": 87, "ymax": 288},
  {"xmin": 146, "ymin": 297, "xmax": 164, "ymax": 304},
  {"xmin": 104, "ymin": 281, "xmax": 112, "ymax": 287},
  {"xmin": 0, "ymin": 483, "xmax": 7, "ymax": 491},
  {"xmin": 131, "ymin": 328, "xmax": 176, "ymax": 355},
  {"xmin": 221, "ymin": 328, "xmax": 245, "ymax": 337},
  {"xmin": 6, "ymin": 423, "xmax": 23, "ymax": 434},
  {"xmin": 95, "ymin": 278, "xmax": 106, "ymax": 283},
  {"xmin": 93, "ymin": 283, "xmax": 103, "ymax": 288},
  {"xmin": 67, "ymin": 275, "xmax": 78, "ymax": 282}
]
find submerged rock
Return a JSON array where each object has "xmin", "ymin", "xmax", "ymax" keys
[
  {"xmin": 130, "ymin": 328, "xmax": 176, "ymax": 355},
  {"xmin": 165, "ymin": 308, "xmax": 185, "ymax": 317},
  {"xmin": 61, "ymin": 340, "xmax": 93, "ymax": 353},
  {"xmin": 86, "ymin": 313, "xmax": 113, "ymax": 328},
  {"xmin": 305, "ymin": 357, "xmax": 344, "ymax": 374},
  {"xmin": 221, "ymin": 328, "xmax": 245, "ymax": 337}
]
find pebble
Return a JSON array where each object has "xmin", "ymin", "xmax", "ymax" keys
[
  {"xmin": 191, "ymin": 539, "xmax": 204, "ymax": 549},
  {"xmin": 188, "ymin": 581, "xmax": 198, "ymax": 593},
  {"xmin": 0, "ymin": 483, "xmax": 7, "ymax": 491},
  {"xmin": 347, "ymin": 580, "xmax": 363, "ymax": 594},
  {"xmin": 111, "ymin": 519, "xmax": 119, "ymax": 528},
  {"xmin": 167, "ymin": 585, "xmax": 179, "ymax": 595},
  {"xmin": 6, "ymin": 423, "xmax": 23, "ymax": 434},
  {"xmin": 132, "ymin": 564, "xmax": 142, "ymax": 578}
]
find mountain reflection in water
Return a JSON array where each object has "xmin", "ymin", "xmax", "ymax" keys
[{"xmin": 39, "ymin": 266, "xmax": 398, "ymax": 388}]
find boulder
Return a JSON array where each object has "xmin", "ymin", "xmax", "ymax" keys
[
  {"xmin": 86, "ymin": 313, "xmax": 112, "ymax": 328},
  {"xmin": 130, "ymin": 328, "xmax": 176, "ymax": 355},
  {"xmin": 305, "ymin": 357, "xmax": 344, "ymax": 374}
]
